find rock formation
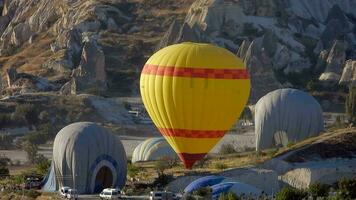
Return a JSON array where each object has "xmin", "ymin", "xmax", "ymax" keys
[
  {"xmin": 0, "ymin": 0, "xmax": 194, "ymax": 97},
  {"xmin": 237, "ymin": 32, "xmax": 282, "ymax": 102},
  {"xmin": 319, "ymin": 40, "xmax": 347, "ymax": 84},
  {"xmin": 71, "ymin": 37, "xmax": 107, "ymax": 93},
  {"xmin": 4, "ymin": 67, "xmax": 55, "ymax": 93},
  {"xmin": 5, "ymin": 67, "xmax": 17, "ymax": 88},
  {"xmin": 340, "ymin": 60, "xmax": 356, "ymax": 86},
  {"xmin": 156, "ymin": 20, "xmax": 203, "ymax": 50},
  {"xmin": 159, "ymin": 0, "xmax": 356, "ymax": 99},
  {"xmin": 0, "ymin": 0, "xmax": 126, "ymax": 94}
]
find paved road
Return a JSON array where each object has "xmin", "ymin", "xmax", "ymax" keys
[{"xmin": 77, "ymin": 195, "xmax": 149, "ymax": 199}]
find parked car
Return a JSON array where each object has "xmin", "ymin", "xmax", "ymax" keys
[
  {"xmin": 23, "ymin": 177, "xmax": 41, "ymax": 189},
  {"xmin": 66, "ymin": 189, "xmax": 78, "ymax": 200},
  {"xmin": 149, "ymin": 191, "xmax": 178, "ymax": 200},
  {"xmin": 100, "ymin": 188, "xmax": 121, "ymax": 199},
  {"xmin": 59, "ymin": 186, "xmax": 70, "ymax": 198}
]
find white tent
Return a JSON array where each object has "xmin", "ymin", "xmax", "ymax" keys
[
  {"xmin": 255, "ymin": 89, "xmax": 324, "ymax": 150},
  {"xmin": 43, "ymin": 122, "xmax": 127, "ymax": 194},
  {"xmin": 132, "ymin": 137, "xmax": 177, "ymax": 163}
]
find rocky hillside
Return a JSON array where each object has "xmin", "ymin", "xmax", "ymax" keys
[
  {"xmin": 160, "ymin": 0, "xmax": 356, "ymax": 102},
  {"xmin": 0, "ymin": 0, "xmax": 355, "ymax": 103},
  {"xmin": 261, "ymin": 128, "xmax": 356, "ymax": 189},
  {"xmin": 0, "ymin": 0, "xmax": 193, "ymax": 97}
]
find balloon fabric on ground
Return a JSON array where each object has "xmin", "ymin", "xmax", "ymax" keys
[
  {"xmin": 132, "ymin": 137, "xmax": 178, "ymax": 163},
  {"xmin": 140, "ymin": 42, "xmax": 251, "ymax": 168}
]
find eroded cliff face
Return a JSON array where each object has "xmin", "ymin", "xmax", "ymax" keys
[
  {"xmin": 160, "ymin": 0, "xmax": 356, "ymax": 102},
  {"xmin": 0, "ymin": 0, "xmax": 355, "ymax": 100},
  {"xmin": 0, "ymin": 0, "xmax": 193, "ymax": 96},
  {"xmin": 0, "ymin": 0, "xmax": 125, "ymax": 95}
]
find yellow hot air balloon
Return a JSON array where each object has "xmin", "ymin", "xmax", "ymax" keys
[{"xmin": 140, "ymin": 42, "xmax": 250, "ymax": 168}]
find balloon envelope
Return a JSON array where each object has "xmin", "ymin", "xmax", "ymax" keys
[
  {"xmin": 140, "ymin": 42, "xmax": 250, "ymax": 168},
  {"xmin": 184, "ymin": 175, "xmax": 225, "ymax": 193}
]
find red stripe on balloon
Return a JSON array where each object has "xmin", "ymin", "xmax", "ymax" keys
[
  {"xmin": 159, "ymin": 128, "xmax": 226, "ymax": 138},
  {"xmin": 178, "ymin": 153, "xmax": 207, "ymax": 169},
  {"xmin": 142, "ymin": 64, "xmax": 249, "ymax": 79}
]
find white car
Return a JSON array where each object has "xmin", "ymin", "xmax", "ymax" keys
[
  {"xmin": 100, "ymin": 188, "xmax": 121, "ymax": 199},
  {"xmin": 60, "ymin": 186, "xmax": 70, "ymax": 198},
  {"xmin": 66, "ymin": 189, "xmax": 78, "ymax": 200},
  {"xmin": 149, "ymin": 191, "xmax": 178, "ymax": 200}
]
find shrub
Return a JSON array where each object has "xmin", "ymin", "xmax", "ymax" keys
[
  {"xmin": 127, "ymin": 163, "xmax": 140, "ymax": 178},
  {"xmin": 22, "ymin": 141, "xmax": 38, "ymax": 164},
  {"xmin": 275, "ymin": 187, "xmax": 307, "ymax": 200},
  {"xmin": 219, "ymin": 143, "xmax": 237, "ymax": 155},
  {"xmin": 0, "ymin": 134, "xmax": 13, "ymax": 150},
  {"xmin": 265, "ymin": 148, "xmax": 279, "ymax": 157},
  {"xmin": 219, "ymin": 192, "xmax": 241, "ymax": 200},
  {"xmin": 0, "ymin": 156, "xmax": 10, "ymax": 177},
  {"xmin": 182, "ymin": 194, "xmax": 196, "ymax": 200},
  {"xmin": 35, "ymin": 155, "xmax": 51, "ymax": 176},
  {"xmin": 22, "ymin": 189, "xmax": 41, "ymax": 198},
  {"xmin": 24, "ymin": 131, "xmax": 49, "ymax": 145},
  {"xmin": 214, "ymin": 163, "xmax": 228, "ymax": 170},
  {"xmin": 154, "ymin": 159, "xmax": 170, "ymax": 176},
  {"xmin": 0, "ymin": 114, "xmax": 11, "ymax": 127},
  {"xmin": 193, "ymin": 187, "xmax": 212, "ymax": 198},
  {"xmin": 337, "ymin": 178, "xmax": 356, "ymax": 199},
  {"xmin": 153, "ymin": 173, "xmax": 173, "ymax": 187},
  {"xmin": 308, "ymin": 182, "xmax": 330, "ymax": 198},
  {"xmin": 0, "ymin": 165, "xmax": 9, "ymax": 178},
  {"xmin": 195, "ymin": 155, "xmax": 209, "ymax": 168},
  {"xmin": 287, "ymin": 142, "xmax": 295, "ymax": 148},
  {"xmin": 13, "ymin": 104, "xmax": 39, "ymax": 130}
]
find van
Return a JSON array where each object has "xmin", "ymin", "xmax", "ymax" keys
[
  {"xmin": 100, "ymin": 188, "xmax": 121, "ymax": 199},
  {"xmin": 149, "ymin": 191, "xmax": 177, "ymax": 200},
  {"xmin": 66, "ymin": 189, "xmax": 78, "ymax": 200}
]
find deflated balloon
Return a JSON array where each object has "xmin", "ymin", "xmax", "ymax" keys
[{"xmin": 140, "ymin": 42, "xmax": 250, "ymax": 168}]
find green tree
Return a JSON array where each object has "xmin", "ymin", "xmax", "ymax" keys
[
  {"xmin": 0, "ymin": 156, "xmax": 10, "ymax": 178},
  {"xmin": 35, "ymin": 154, "xmax": 51, "ymax": 176},
  {"xmin": 0, "ymin": 134, "xmax": 13, "ymax": 150},
  {"xmin": 308, "ymin": 182, "xmax": 330, "ymax": 199},
  {"xmin": 22, "ymin": 141, "xmax": 38, "ymax": 164},
  {"xmin": 127, "ymin": 162, "xmax": 140, "ymax": 179},
  {"xmin": 337, "ymin": 178, "xmax": 356, "ymax": 199},
  {"xmin": 193, "ymin": 187, "xmax": 212, "ymax": 199},
  {"xmin": 0, "ymin": 114, "xmax": 11, "ymax": 128},
  {"xmin": 219, "ymin": 192, "xmax": 241, "ymax": 200},
  {"xmin": 214, "ymin": 162, "xmax": 228, "ymax": 170},
  {"xmin": 276, "ymin": 187, "xmax": 307, "ymax": 200},
  {"xmin": 154, "ymin": 159, "xmax": 169, "ymax": 177},
  {"xmin": 13, "ymin": 104, "xmax": 39, "ymax": 130}
]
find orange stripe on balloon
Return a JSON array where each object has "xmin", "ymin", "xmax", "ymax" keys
[
  {"xmin": 177, "ymin": 153, "xmax": 207, "ymax": 169},
  {"xmin": 159, "ymin": 128, "xmax": 226, "ymax": 138},
  {"xmin": 142, "ymin": 64, "xmax": 249, "ymax": 79}
]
